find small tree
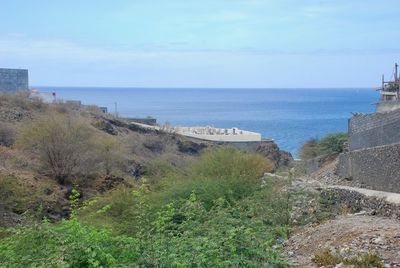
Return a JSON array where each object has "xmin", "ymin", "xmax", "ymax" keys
[
  {"xmin": 299, "ymin": 138, "xmax": 320, "ymax": 160},
  {"xmin": 94, "ymin": 134, "xmax": 125, "ymax": 176},
  {"xmin": 319, "ymin": 132, "xmax": 347, "ymax": 155},
  {"xmin": 17, "ymin": 113, "xmax": 95, "ymax": 184}
]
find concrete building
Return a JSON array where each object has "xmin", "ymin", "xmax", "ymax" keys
[{"xmin": 0, "ymin": 68, "xmax": 29, "ymax": 91}]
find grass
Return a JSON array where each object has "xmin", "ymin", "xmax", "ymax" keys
[{"xmin": 313, "ymin": 249, "xmax": 384, "ymax": 268}]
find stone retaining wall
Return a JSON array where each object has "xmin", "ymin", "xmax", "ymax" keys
[
  {"xmin": 348, "ymin": 109, "xmax": 400, "ymax": 151},
  {"xmin": 337, "ymin": 143, "xmax": 400, "ymax": 193}
]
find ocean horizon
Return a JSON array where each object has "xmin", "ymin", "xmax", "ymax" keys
[{"xmin": 36, "ymin": 86, "xmax": 379, "ymax": 157}]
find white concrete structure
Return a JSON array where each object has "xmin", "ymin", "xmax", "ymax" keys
[
  {"xmin": 170, "ymin": 126, "xmax": 262, "ymax": 142},
  {"xmin": 29, "ymin": 89, "xmax": 55, "ymax": 103},
  {"xmin": 127, "ymin": 122, "xmax": 263, "ymax": 142}
]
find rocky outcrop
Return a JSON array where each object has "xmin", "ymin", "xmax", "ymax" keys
[
  {"xmin": 255, "ymin": 140, "xmax": 293, "ymax": 169},
  {"xmin": 0, "ymin": 107, "xmax": 32, "ymax": 122},
  {"xmin": 177, "ymin": 139, "xmax": 208, "ymax": 155}
]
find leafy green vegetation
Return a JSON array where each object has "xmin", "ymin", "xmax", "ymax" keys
[
  {"xmin": 0, "ymin": 148, "xmax": 291, "ymax": 267},
  {"xmin": 0, "ymin": 174, "xmax": 33, "ymax": 214},
  {"xmin": 0, "ymin": 219, "xmax": 141, "ymax": 267},
  {"xmin": 300, "ymin": 132, "xmax": 348, "ymax": 160},
  {"xmin": 319, "ymin": 132, "xmax": 348, "ymax": 155}
]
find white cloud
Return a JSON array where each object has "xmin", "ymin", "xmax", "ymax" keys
[{"xmin": 0, "ymin": 34, "xmax": 158, "ymax": 65}]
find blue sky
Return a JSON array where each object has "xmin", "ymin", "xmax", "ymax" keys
[{"xmin": 0, "ymin": 0, "xmax": 399, "ymax": 87}]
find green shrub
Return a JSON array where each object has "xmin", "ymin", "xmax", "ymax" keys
[
  {"xmin": 0, "ymin": 219, "xmax": 140, "ymax": 268},
  {"xmin": 0, "ymin": 148, "xmax": 290, "ymax": 267},
  {"xmin": 80, "ymin": 148, "xmax": 274, "ymax": 230},
  {"xmin": 313, "ymin": 250, "xmax": 383, "ymax": 268},
  {"xmin": 160, "ymin": 147, "xmax": 273, "ymax": 209},
  {"xmin": 143, "ymin": 158, "xmax": 178, "ymax": 187},
  {"xmin": 299, "ymin": 132, "xmax": 348, "ymax": 160},
  {"xmin": 313, "ymin": 250, "xmax": 342, "ymax": 266},
  {"xmin": 319, "ymin": 132, "xmax": 347, "ymax": 155},
  {"xmin": 0, "ymin": 174, "xmax": 34, "ymax": 214},
  {"xmin": 136, "ymin": 192, "xmax": 288, "ymax": 267},
  {"xmin": 1, "ymin": 189, "xmax": 289, "ymax": 267}
]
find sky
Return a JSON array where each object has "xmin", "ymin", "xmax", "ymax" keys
[{"xmin": 0, "ymin": 0, "xmax": 399, "ymax": 88}]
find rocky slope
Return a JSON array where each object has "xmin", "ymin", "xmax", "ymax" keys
[{"xmin": 284, "ymin": 157, "xmax": 400, "ymax": 267}]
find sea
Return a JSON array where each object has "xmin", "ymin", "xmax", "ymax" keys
[{"xmin": 37, "ymin": 87, "xmax": 379, "ymax": 157}]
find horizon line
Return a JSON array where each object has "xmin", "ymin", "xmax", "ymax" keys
[{"xmin": 32, "ymin": 85, "xmax": 377, "ymax": 90}]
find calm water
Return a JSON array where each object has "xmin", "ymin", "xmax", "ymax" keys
[{"xmin": 37, "ymin": 87, "xmax": 379, "ymax": 157}]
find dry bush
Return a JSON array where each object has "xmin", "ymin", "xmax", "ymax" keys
[
  {"xmin": 0, "ymin": 91, "xmax": 45, "ymax": 111},
  {"xmin": 299, "ymin": 138, "xmax": 320, "ymax": 160},
  {"xmin": 0, "ymin": 146, "xmax": 34, "ymax": 173},
  {"xmin": 125, "ymin": 133, "xmax": 159, "ymax": 160},
  {"xmin": 16, "ymin": 113, "xmax": 97, "ymax": 184},
  {"xmin": 0, "ymin": 147, "xmax": 14, "ymax": 172},
  {"xmin": 93, "ymin": 134, "xmax": 126, "ymax": 176},
  {"xmin": 142, "ymin": 135, "xmax": 165, "ymax": 153},
  {"xmin": 0, "ymin": 123, "xmax": 16, "ymax": 147}
]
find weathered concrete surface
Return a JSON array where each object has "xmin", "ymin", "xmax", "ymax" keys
[
  {"xmin": 337, "ymin": 143, "xmax": 400, "ymax": 193},
  {"xmin": 0, "ymin": 68, "xmax": 29, "ymax": 91}
]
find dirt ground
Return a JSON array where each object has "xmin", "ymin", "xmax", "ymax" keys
[
  {"xmin": 285, "ymin": 214, "xmax": 400, "ymax": 267},
  {"xmin": 285, "ymin": 158, "xmax": 400, "ymax": 267}
]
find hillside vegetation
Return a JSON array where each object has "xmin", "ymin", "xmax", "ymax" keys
[
  {"xmin": 0, "ymin": 91, "xmax": 212, "ymax": 225},
  {"xmin": 0, "ymin": 92, "xmax": 295, "ymax": 267},
  {"xmin": 0, "ymin": 148, "xmax": 293, "ymax": 267},
  {"xmin": 1, "ymin": 92, "xmax": 391, "ymax": 267}
]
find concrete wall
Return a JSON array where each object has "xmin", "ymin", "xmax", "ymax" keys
[
  {"xmin": 348, "ymin": 109, "xmax": 400, "ymax": 151},
  {"xmin": 0, "ymin": 68, "xmax": 29, "ymax": 91},
  {"xmin": 222, "ymin": 141, "xmax": 261, "ymax": 151},
  {"xmin": 337, "ymin": 143, "xmax": 400, "ymax": 193},
  {"xmin": 377, "ymin": 100, "xmax": 400, "ymax": 113}
]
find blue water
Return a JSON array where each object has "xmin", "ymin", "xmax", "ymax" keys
[{"xmin": 37, "ymin": 87, "xmax": 379, "ymax": 157}]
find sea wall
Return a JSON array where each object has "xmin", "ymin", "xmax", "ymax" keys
[
  {"xmin": 337, "ymin": 143, "xmax": 400, "ymax": 193},
  {"xmin": 348, "ymin": 109, "xmax": 400, "ymax": 151},
  {"xmin": 0, "ymin": 68, "xmax": 29, "ymax": 91}
]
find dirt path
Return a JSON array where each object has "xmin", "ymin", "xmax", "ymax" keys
[
  {"xmin": 327, "ymin": 185, "xmax": 400, "ymax": 205},
  {"xmin": 285, "ymin": 214, "xmax": 400, "ymax": 267}
]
